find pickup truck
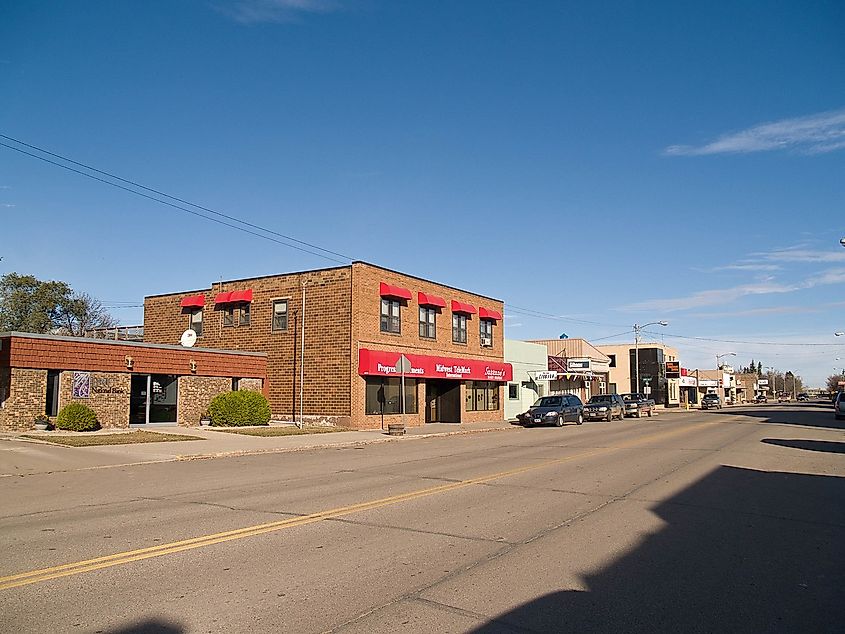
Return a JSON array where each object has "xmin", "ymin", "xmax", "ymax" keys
[{"xmin": 620, "ymin": 393, "xmax": 655, "ymax": 418}]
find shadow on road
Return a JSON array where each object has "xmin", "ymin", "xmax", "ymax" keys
[
  {"xmin": 105, "ymin": 620, "xmax": 185, "ymax": 633},
  {"xmin": 762, "ymin": 438, "xmax": 845, "ymax": 454},
  {"xmin": 471, "ymin": 465, "xmax": 845, "ymax": 633},
  {"xmin": 727, "ymin": 404, "xmax": 844, "ymax": 430}
]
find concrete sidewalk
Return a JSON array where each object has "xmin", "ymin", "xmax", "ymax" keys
[{"xmin": 0, "ymin": 420, "xmax": 518, "ymax": 477}]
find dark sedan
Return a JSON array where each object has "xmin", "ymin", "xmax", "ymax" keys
[{"xmin": 519, "ymin": 395, "xmax": 584, "ymax": 427}]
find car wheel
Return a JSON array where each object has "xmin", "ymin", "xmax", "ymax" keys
[
  {"xmin": 576, "ymin": 413, "xmax": 583, "ymax": 425},
  {"xmin": 605, "ymin": 410, "xmax": 612, "ymax": 422},
  {"xmin": 647, "ymin": 409, "xmax": 653, "ymax": 417},
  {"xmin": 555, "ymin": 415, "xmax": 564, "ymax": 427}
]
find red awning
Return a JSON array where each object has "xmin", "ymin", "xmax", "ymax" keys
[
  {"xmin": 478, "ymin": 307, "xmax": 502, "ymax": 321},
  {"xmin": 418, "ymin": 292, "xmax": 446, "ymax": 308},
  {"xmin": 451, "ymin": 300, "xmax": 477, "ymax": 315},
  {"xmin": 359, "ymin": 348, "xmax": 512, "ymax": 382},
  {"xmin": 230, "ymin": 289, "xmax": 253, "ymax": 303},
  {"xmin": 379, "ymin": 282, "xmax": 412, "ymax": 301},
  {"xmin": 180, "ymin": 294, "xmax": 205, "ymax": 308},
  {"xmin": 215, "ymin": 289, "xmax": 253, "ymax": 304}
]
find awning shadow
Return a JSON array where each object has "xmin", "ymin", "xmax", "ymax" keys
[
  {"xmin": 105, "ymin": 619, "xmax": 185, "ymax": 633},
  {"xmin": 471, "ymin": 465, "xmax": 845, "ymax": 632}
]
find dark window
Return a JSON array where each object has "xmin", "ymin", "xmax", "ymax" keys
[
  {"xmin": 272, "ymin": 300, "xmax": 288, "ymax": 331},
  {"xmin": 240, "ymin": 304, "xmax": 250, "ymax": 326},
  {"xmin": 466, "ymin": 381, "xmax": 499, "ymax": 411},
  {"xmin": 452, "ymin": 314, "xmax": 467, "ymax": 343},
  {"xmin": 419, "ymin": 307, "xmax": 436, "ymax": 339},
  {"xmin": 608, "ymin": 354, "xmax": 616, "ymax": 368},
  {"xmin": 189, "ymin": 309, "xmax": 203, "ymax": 337},
  {"xmin": 222, "ymin": 306, "xmax": 234, "ymax": 327},
  {"xmin": 480, "ymin": 319, "xmax": 493, "ymax": 347},
  {"xmin": 508, "ymin": 383, "xmax": 519, "ymax": 399},
  {"xmin": 365, "ymin": 377, "xmax": 417, "ymax": 414},
  {"xmin": 232, "ymin": 377, "xmax": 240, "ymax": 391},
  {"xmin": 45, "ymin": 370, "xmax": 60, "ymax": 417},
  {"xmin": 381, "ymin": 299, "xmax": 401, "ymax": 334}
]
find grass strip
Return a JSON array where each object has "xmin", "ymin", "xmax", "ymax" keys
[
  {"xmin": 22, "ymin": 431, "xmax": 204, "ymax": 447},
  {"xmin": 208, "ymin": 426, "xmax": 347, "ymax": 437}
]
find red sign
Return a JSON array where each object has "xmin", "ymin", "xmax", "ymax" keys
[{"xmin": 358, "ymin": 348, "xmax": 512, "ymax": 382}]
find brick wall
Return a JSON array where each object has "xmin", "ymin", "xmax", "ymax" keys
[
  {"xmin": 349, "ymin": 262, "xmax": 506, "ymax": 429},
  {"xmin": 58, "ymin": 371, "xmax": 131, "ymax": 429},
  {"xmin": 144, "ymin": 266, "xmax": 352, "ymax": 420},
  {"xmin": 177, "ymin": 376, "xmax": 232, "ymax": 426},
  {"xmin": 0, "ymin": 368, "xmax": 48, "ymax": 431},
  {"xmin": 238, "ymin": 378, "xmax": 263, "ymax": 392}
]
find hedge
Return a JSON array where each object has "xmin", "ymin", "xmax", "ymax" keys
[
  {"xmin": 55, "ymin": 403, "xmax": 101, "ymax": 432},
  {"xmin": 208, "ymin": 390, "xmax": 271, "ymax": 427}
]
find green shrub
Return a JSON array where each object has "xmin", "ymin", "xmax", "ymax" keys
[
  {"xmin": 55, "ymin": 403, "xmax": 100, "ymax": 432},
  {"xmin": 208, "ymin": 390, "xmax": 271, "ymax": 427}
]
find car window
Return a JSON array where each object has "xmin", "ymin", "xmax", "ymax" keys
[
  {"xmin": 569, "ymin": 396, "xmax": 582, "ymax": 406},
  {"xmin": 534, "ymin": 396, "xmax": 562, "ymax": 407},
  {"xmin": 588, "ymin": 395, "xmax": 612, "ymax": 403}
]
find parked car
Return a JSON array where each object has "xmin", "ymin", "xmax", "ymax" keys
[
  {"xmin": 835, "ymin": 392, "xmax": 845, "ymax": 420},
  {"xmin": 518, "ymin": 395, "xmax": 583, "ymax": 427},
  {"xmin": 797, "ymin": 393, "xmax": 809, "ymax": 402},
  {"xmin": 621, "ymin": 393, "xmax": 655, "ymax": 418},
  {"xmin": 777, "ymin": 392, "xmax": 790, "ymax": 403},
  {"xmin": 583, "ymin": 394, "xmax": 625, "ymax": 422},
  {"xmin": 754, "ymin": 394, "xmax": 768, "ymax": 404},
  {"xmin": 701, "ymin": 393, "xmax": 722, "ymax": 410}
]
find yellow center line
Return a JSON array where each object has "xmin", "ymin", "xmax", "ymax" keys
[{"xmin": 0, "ymin": 421, "xmax": 715, "ymax": 591}]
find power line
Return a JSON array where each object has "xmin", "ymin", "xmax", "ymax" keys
[
  {"xmin": 0, "ymin": 135, "xmax": 353, "ymax": 265},
  {"xmin": 642, "ymin": 329, "xmax": 845, "ymax": 347}
]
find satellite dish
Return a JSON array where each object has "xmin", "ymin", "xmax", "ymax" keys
[{"xmin": 180, "ymin": 329, "xmax": 197, "ymax": 348}]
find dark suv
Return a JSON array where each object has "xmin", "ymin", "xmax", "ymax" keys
[
  {"xmin": 583, "ymin": 394, "xmax": 625, "ymax": 421},
  {"xmin": 519, "ymin": 395, "xmax": 584, "ymax": 427}
]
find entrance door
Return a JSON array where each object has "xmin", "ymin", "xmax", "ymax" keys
[
  {"xmin": 130, "ymin": 374, "xmax": 179, "ymax": 425},
  {"xmin": 425, "ymin": 380, "xmax": 461, "ymax": 423}
]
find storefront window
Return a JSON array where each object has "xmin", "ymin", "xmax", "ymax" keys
[
  {"xmin": 365, "ymin": 377, "xmax": 417, "ymax": 414},
  {"xmin": 466, "ymin": 381, "xmax": 499, "ymax": 411}
]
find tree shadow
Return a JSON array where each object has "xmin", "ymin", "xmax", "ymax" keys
[
  {"xmin": 471, "ymin": 465, "xmax": 845, "ymax": 633},
  {"xmin": 762, "ymin": 438, "xmax": 845, "ymax": 454},
  {"xmin": 104, "ymin": 619, "xmax": 185, "ymax": 633}
]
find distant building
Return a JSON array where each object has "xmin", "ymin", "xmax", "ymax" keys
[
  {"xmin": 596, "ymin": 343, "xmax": 681, "ymax": 407},
  {"xmin": 504, "ymin": 340, "xmax": 549, "ymax": 420},
  {"xmin": 525, "ymin": 338, "xmax": 611, "ymax": 403}
]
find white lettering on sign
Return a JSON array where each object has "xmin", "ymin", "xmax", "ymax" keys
[{"xmin": 485, "ymin": 367, "xmax": 506, "ymax": 379}]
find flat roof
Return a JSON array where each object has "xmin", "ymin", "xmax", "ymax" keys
[
  {"xmin": 144, "ymin": 260, "xmax": 502, "ymax": 303},
  {"xmin": 0, "ymin": 332, "xmax": 266, "ymax": 357}
]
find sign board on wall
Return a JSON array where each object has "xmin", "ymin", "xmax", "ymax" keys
[
  {"xmin": 72, "ymin": 372, "xmax": 90, "ymax": 399},
  {"xmin": 566, "ymin": 358, "xmax": 591, "ymax": 371},
  {"xmin": 699, "ymin": 379, "xmax": 718, "ymax": 387},
  {"xmin": 665, "ymin": 361, "xmax": 680, "ymax": 378},
  {"xmin": 679, "ymin": 376, "xmax": 698, "ymax": 387},
  {"xmin": 757, "ymin": 379, "xmax": 769, "ymax": 386},
  {"xmin": 534, "ymin": 371, "xmax": 558, "ymax": 381},
  {"xmin": 358, "ymin": 349, "xmax": 513, "ymax": 382}
]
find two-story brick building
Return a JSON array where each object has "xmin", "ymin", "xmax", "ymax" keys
[{"xmin": 143, "ymin": 262, "xmax": 511, "ymax": 430}]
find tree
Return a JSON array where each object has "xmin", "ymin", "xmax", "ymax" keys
[
  {"xmin": 54, "ymin": 292, "xmax": 118, "ymax": 336},
  {"xmin": 827, "ymin": 374, "xmax": 845, "ymax": 392},
  {"xmin": 0, "ymin": 272, "xmax": 116, "ymax": 336},
  {"xmin": 0, "ymin": 273, "xmax": 72, "ymax": 333},
  {"xmin": 757, "ymin": 361, "xmax": 763, "ymax": 376}
]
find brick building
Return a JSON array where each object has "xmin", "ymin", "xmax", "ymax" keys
[
  {"xmin": 0, "ymin": 332, "xmax": 266, "ymax": 431},
  {"xmin": 143, "ymin": 262, "xmax": 511, "ymax": 429}
]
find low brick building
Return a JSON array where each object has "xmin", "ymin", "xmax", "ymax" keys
[
  {"xmin": 0, "ymin": 332, "xmax": 266, "ymax": 431},
  {"xmin": 143, "ymin": 261, "xmax": 511, "ymax": 430}
]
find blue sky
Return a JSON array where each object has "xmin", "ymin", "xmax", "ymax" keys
[{"xmin": 1, "ymin": 0, "xmax": 844, "ymax": 386}]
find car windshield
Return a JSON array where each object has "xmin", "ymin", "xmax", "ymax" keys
[
  {"xmin": 588, "ymin": 395, "xmax": 613, "ymax": 403},
  {"xmin": 533, "ymin": 396, "xmax": 562, "ymax": 407},
  {"xmin": 704, "ymin": 394, "xmax": 719, "ymax": 399},
  {"xmin": 621, "ymin": 394, "xmax": 638, "ymax": 401}
]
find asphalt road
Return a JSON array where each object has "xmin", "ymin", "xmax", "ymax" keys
[{"xmin": 1, "ymin": 403, "xmax": 843, "ymax": 633}]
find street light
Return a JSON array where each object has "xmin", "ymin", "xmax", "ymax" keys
[
  {"xmin": 715, "ymin": 351, "xmax": 736, "ymax": 369},
  {"xmin": 835, "ymin": 332, "xmax": 845, "ymax": 337},
  {"xmin": 633, "ymin": 320, "xmax": 668, "ymax": 393},
  {"xmin": 766, "ymin": 366, "xmax": 776, "ymax": 398}
]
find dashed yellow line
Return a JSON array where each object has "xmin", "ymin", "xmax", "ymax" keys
[{"xmin": 0, "ymin": 421, "xmax": 715, "ymax": 590}]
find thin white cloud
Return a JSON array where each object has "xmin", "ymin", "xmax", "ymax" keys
[
  {"xmin": 217, "ymin": 0, "xmax": 340, "ymax": 23},
  {"xmin": 751, "ymin": 248, "xmax": 845, "ymax": 264},
  {"xmin": 665, "ymin": 108, "xmax": 845, "ymax": 156},
  {"xmin": 711, "ymin": 263, "xmax": 783, "ymax": 272},
  {"xmin": 0, "ymin": 203, "xmax": 15, "ymax": 208},
  {"xmin": 690, "ymin": 306, "xmax": 818, "ymax": 319}
]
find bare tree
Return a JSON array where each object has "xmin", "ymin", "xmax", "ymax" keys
[
  {"xmin": 54, "ymin": 292, "xmax": 119, "ymax": 337},
  {"xmin": 827, "ymin": 374, "xmax": 845, "ymax": 393}
]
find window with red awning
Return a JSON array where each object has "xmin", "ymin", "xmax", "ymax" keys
[
  {"xmin": 478, "ymin": 307, "xmax": 502, "ymax": 321},
  {"xmin": 379, "ymin": 282, "xmax": 412, "ymax": 301},
  {"xmin": 180, "ymin": 294, "xmax": 205, "ymax": 308},
  {"xmin": 451, "ymin": 300, "xmax": 477, "ymax": 315},
  {"xmin": 418, "ymin": 292, "xmax": 446, "ymax": 308}
]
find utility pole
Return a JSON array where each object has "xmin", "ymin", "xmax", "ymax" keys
[{"xmin": 299, "ymin": 279, "xmax": 308, "ymax": 429}]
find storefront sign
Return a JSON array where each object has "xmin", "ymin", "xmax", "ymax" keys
[
  {"xmin": 534, "ymin": 371, "xmax": 558, "ymax": 381},
  {"xmin": 566, "ymin": 358, "xmax": 590, "ymax": 371},
  {"xmin": 72, "ymin": 372, "xmax": 91, "ymax": 398},
  {"xmin": 679, "ymin": 376, "xmax": 697, "ymax": 387},
  {"xmin": 757, "ymin": 379, "xmax": 769, "ymax": 386},
  {"xmin": 666, "ymin": 361, "xmax": 680, "ymax": 378},
  {"xmin": 359, "ymin": 349, "xmax": 512, "ymax": 382},
  {"xmin": 699, "ymin": 379, "xmax": 718, "ymax": 387}
]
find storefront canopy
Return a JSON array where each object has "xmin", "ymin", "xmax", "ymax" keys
[{"xmin": 359, "ymin": 348, "xmax": 512, "ymax": 382}]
